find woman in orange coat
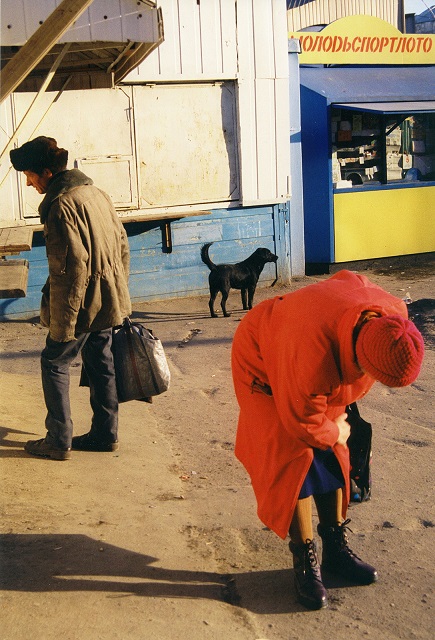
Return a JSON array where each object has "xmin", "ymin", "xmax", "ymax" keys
[{"xmin": 231, "ymin": 270, "xmax": 424, "ymax": 610}]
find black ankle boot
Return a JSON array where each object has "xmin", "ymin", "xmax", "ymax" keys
[
  {"xmin": 289, "ymin": 539, "xmax": 328, "ymax": 610},
  {"xmin": 317, "ymin": 519, "xmax": 378, "ymax": 585}
]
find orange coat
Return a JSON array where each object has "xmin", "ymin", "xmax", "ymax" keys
[{"xmin": 231, "ymin": 270, "xmax": 408, "ymax": 539}]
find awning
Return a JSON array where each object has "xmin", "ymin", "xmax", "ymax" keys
[
  {"xmin": 334, "ymin": 101, "xmax": 435, "ymax": 114},
  {"xmin": 300, "ymin": 66, "xmax": 435, "ymax": 104},
  {"xmin": 0, "ymin": 0, "xmax": 164, "ymax": 101}
]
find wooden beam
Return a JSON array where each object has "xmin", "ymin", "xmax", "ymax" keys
[
  {"xmin": 0, "ymin": 0, "xmax": 94, "ymax": 103},
  {"xmin": 0, "ymin": 260, "xmax": 29, "ymax": 298},
  {"xmin": 0, "ymin": 227, "xmax": 34, "ymax": 255},
  {"xmin": 0, "ymin": 42, "xmax": 125, "ymax": 62}
]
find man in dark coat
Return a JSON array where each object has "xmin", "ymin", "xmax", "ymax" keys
[{"xmin": 10, "ymin": 136, "xmax": 132, "ymax": 460}]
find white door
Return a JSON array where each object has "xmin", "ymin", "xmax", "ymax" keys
[
  {"xmin": 11, "ymin": 87, "xmax": 137, "ymax": 219},
  {"xmin": 133, "ymin": 82, "xmax": 239, "ymax": 209}
]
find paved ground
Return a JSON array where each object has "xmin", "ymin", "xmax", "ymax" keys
[{"xmin": 0, "ymin": 263, "xmax": 434, "ymax": 640}]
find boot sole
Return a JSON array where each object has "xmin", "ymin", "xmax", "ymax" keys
[
  {"xmin": 294, "ymin": 579, "xmax": 328, "ymax": 610},
  {"xmin": 24, "ymin": 447, "xmax": 71, "ymax": 461},
  {"xmin": 296, "ymin": 592, "xmax": 329, "ymax": 610},
  {"xmin": 321, "ymin": 563, "xmax": 378, "ymax": 585},
  {"xmin": 71, "ymin": 442, "xmax": 119, "ymax": 452}
]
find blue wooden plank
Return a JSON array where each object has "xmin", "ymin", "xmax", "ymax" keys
[
  {"xmin": 129, "ymin": 262, "xmax": 277, "ymax": 301},
  {"xmin": 171, "ymin": 212, "xmax": 275, "ymax": 245},
  {"xmin": 129, "ymin": 233, "xmax": 276, "ymax": 274},
  {"xmin": 0, "ymin": 205, "xmax": 287, "ymax": 320}
]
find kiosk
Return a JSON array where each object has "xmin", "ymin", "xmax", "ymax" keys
[{"xmin": 290, "ymin": 16, "xmax": 435, "ymax": 272}]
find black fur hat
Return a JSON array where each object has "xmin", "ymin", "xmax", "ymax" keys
[{"xmin": 10, "ymin": 136, "xmax": 68, "ymax": 174}]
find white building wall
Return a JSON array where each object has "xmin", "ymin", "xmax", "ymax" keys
[{"xmin": 125, "ymin": 0, "xmax": 290, "ymax": 206}]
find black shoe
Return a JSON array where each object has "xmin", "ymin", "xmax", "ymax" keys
[
  {"xmin": 318, "ymin": 519, "xmax": 378, "ymax": 585},
  {"xmin": 289, "ymin": 539, "xmax": 328, "ymax": 610},
  {"xmin": 24, "ymin": 438, "xmax": 71, "ymax": 461},
  {"xmin": 72, "ymin": 432, "xmax": 119, "ymax": 452}
]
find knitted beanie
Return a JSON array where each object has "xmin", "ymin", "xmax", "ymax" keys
[{"xmin": 355, "ymin": 315, "xmax": 424, "ymax": 387}]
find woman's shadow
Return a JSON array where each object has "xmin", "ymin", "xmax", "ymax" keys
[{"xmin": 0, "ymin": 532, "xmax": 303, "ymax": 613}]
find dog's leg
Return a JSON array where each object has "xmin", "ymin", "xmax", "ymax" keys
[
  {"xmin": 209, "ymin": 282, "xmax": 219, "ymax": 318},
  {"xmin": 221, "ymin": 290, "xmax": 231, "ymax": 317},
  {"xmin": 241, "ymin": 288, "xmax": 248, "ymax": 310},
  {"xmin": 209, "ymin": 293, "xmax": 218, "ymax": 318}
]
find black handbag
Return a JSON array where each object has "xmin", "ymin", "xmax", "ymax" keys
[
  {"xmin": 346, "ymin": 402, "xmax": 372, "ymax": 503},
  {"xmin": 112, "ymin": 317, "xmax": 171, "ymax": 402}
]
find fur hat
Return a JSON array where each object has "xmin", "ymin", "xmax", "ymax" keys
[
  {"xmin": 10, "ymin": 136, "xmax": 68, "ymax": 174},
  {"xmin": 355, "ymin": 315, "xmax": 424, "ymax": 387}
]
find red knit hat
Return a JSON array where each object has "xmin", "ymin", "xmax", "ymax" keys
[{"xmin": 355, "ymin": 315, "xmax": 424, "ymax": 387}]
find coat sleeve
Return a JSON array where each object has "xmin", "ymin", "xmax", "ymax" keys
[
  {"xmin": 120, "ymin": 222, "xmax": 130, "ymax": 281},
  {"xmin": 103, "ymin": 191, "xmax": 130, "ymax": 282},
  {"xmin": 44, "ymin": 203, "xmax": 89, "ymax": 342}
]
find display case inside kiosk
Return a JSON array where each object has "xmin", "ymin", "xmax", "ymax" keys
[{"xmin": 332, "ymin": 107, "xmax": 435, "ymax": 187}]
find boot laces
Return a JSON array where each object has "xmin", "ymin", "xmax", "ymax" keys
[
  {"xmin": 338, "ymin": 519, "xmax": 361, "ymax": 560},
  {"xmin": 303, "ymin": 539, "xmax": 324, "ymax": 584},
  {"xmin": 305, "ymin": 539, "xmax": 319, "ymax": 567}
]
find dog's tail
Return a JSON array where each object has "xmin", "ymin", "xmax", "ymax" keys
[{"xmin": 200, "ymin": 242, "xmax": 216, "ymax": 271}]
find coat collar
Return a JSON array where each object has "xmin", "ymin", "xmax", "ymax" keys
[{"xmin": 39, "ymin": 169, "xmax": 93, "ymax": 223}]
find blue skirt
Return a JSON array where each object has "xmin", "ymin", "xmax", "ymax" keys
[{"xmin": 298, "ymin": 448, "xmax": 344, "ymax": 499}]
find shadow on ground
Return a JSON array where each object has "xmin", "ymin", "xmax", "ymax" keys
[
  {"xmin": 0, "ymin": 533, "xmax": 334, "ymax": 614},
  {"xmin": 408, "ymin": 299, "xmax": 435, "ymax": 347}
]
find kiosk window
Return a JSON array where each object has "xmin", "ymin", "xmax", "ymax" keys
[{"xmin": 331, "ymin": 108, "xmax": 435, "ymax": 187}]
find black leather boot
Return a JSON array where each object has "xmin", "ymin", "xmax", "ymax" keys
[
  {"xmin": 289, "ymin": 539, "xmax": 328, "ymax": 610},
  {"xmin": 317, "ymin": 519, "xmax": 378, "ymax": 585}
]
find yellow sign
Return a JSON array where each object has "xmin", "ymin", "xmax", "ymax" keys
[{"xmin": 289, "ymin": 15, "xmax": 435, "ymax": 64}]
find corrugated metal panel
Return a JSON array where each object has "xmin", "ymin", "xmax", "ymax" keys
[
  {"xmin": 334, "ymin": 101, "xmax": 435, "ymax": 113},
  {"xmin": 253, "ymin": 0, "xmax": 276, "ymax": 78},
  {"xmin": 237, "ymin": 0, "xmax": 290, "ymax": 205},
  {"xmin": 128, "ymin": 0, "xmax": 238, "ymax": 81},
  {"xmin": 300, "ymin": 66, "xmax": 435, "ymax": 103},
  {"xmin": 255, "ymin": 79, "xmax": 278, "ymax": 200},
  {"xmin": 177, "ymin": 0, "xmax": 201, "ymax": 77},
  {"xmin": 287, "ymin": 0, "xmax": 399, "ymax": 31}
]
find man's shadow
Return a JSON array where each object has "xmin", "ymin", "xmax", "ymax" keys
[
  {"xmin": 0, "ymin": 533, "xmax": 310, "ymax": 614},
  {"xmin": 0, "ymin": 426, "xmax": 41, "ymax": 457}
]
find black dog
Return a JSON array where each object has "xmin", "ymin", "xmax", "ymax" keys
[{"xmin": 201, "ymin": 242, "xmax": 278, "ymax": 318}]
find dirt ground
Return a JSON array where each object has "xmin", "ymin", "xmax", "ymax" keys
[{"xmin": 0, "ymin": 262, "xmax": 434, "ymax": 640}]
